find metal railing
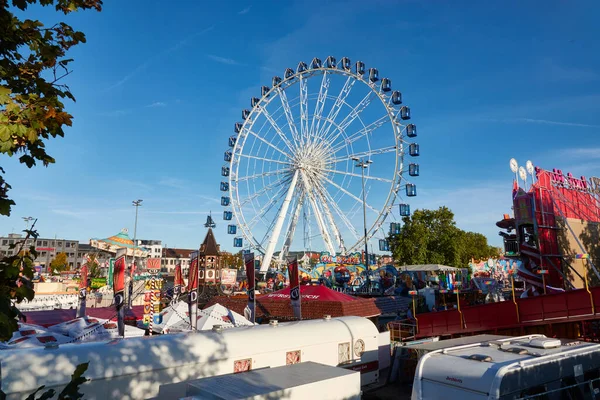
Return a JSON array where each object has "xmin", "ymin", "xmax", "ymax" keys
[{"xmin": 388, "ymin": 320, "xmax": 417, "ymax": 342}]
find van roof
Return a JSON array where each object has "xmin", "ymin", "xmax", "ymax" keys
[{"xmin": 416, "ymin": 335, "xmax": 600, "ymax": 397}]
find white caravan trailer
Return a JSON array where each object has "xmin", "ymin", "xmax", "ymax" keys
[
  {"xmin": 0, "ymin": 316, "xmax": 387, "ymax": 400},
  {"xmin": 412, "ymin": 334, "xmax": 600, "ymax": 400}
]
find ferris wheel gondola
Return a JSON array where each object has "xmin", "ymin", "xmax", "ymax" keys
[{"xmin": 219, "ymin": 56, "xmax": 420, "ymax": 271}]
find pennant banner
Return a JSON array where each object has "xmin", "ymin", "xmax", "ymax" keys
[
  {"xmin": 113, "ymin": 248, "xmax": 127, "ymax": 337},
  {"xmin": 288, "ymin": 257, "xmax": 301, "ymax": 320},
  {"xmin": 188, "ymin": 252, "xmax": 199, "ymax": 330},
  {"xmin": 76, "ymin": 259, "xmax": 88, "ymax": 318},
  {"xmin": 172, "ymin": 263, "xmax": 184, "ymax": 305},
  {"xmin": 245, "ymin": 253, "xmax": 255, "ymax": 324}
]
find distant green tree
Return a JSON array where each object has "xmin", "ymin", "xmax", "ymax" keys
[
  {"xmin": 50, "ymin": 252, "xmax": 68, "ymax": 273},
  {"xmin": 0, "ymin": 0, "xmax": 103, "ymax": 216},
  {"xmin": 388, "ymin": 206, "xmax": 499, "ymax": 268}
]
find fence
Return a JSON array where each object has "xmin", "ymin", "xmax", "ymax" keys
[{"xmin": 388, "ymin": 286, "xmax": 600, "ymax": 339}]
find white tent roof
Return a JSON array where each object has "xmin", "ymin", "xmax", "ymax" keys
[
  {"xmin": 48, "ymin": 316, "xmax": 145, "ymax": 342},
  {"xmin": 153, "ymin": 302, "xmax": 254, "ymax": 334},
  {"xmin": 399, "ymin": 264, "xmax": 458, "ymax": 272}
]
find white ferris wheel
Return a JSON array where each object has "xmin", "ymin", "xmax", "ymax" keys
[{"xmin": 220, "ymin": 56, "xmax": 420, "ymax": 272}]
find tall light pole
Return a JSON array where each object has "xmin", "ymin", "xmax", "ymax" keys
[
  {"xmin": 130, "ymin": 199, "xmax": 143, "ymax": 308},
  {"xmin": 353, "ymin": 157, "xmax": 372, "ymax": 290}
]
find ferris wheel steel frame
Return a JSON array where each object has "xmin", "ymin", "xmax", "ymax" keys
[{"xmin": 224, "ymin": 57, "xmax": 417, "ymax": 272}]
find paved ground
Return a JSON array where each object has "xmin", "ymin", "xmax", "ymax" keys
[{"xmin": 363, "ymin": 381, "xmax": 412, "ymax": 400}]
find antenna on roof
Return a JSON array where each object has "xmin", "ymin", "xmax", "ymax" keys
[{"xmin": 205, "ymin": 211, "xmax": 216, "ymax": 228}]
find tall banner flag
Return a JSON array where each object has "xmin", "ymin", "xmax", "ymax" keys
[
  {"xmin": 113, "ymin": 248, "xmax": 127, "ymax": 337},
  {"xmin": 288, "ymin": 256, "xmax": 301, "ymax": 320},
  {"xmin": 172, "ymin": 263, "xmax": 184, "ymax": 305},
  {"xmin": 107, "ymin": 258, "xmax": 115, "ymax": 287},
  {"xmin": 76, "ymin": 256, "xmax": 89, "ymax": 318},
  {"xmin": 188, "ymin": 252, "xmax": 199, "ymax": 330},
  {"xmin": 244, "ymin": 252, "xmax": 255, "ymax": 324},
  {"xmin": 128, "ymin": 260, "xmax": 136, "ymax": 309}
]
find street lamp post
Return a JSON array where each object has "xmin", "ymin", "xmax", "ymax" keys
[
  {"xmin": 130, "ymin": 199, "xmax": 143, "ymax": 308},
  {"xmin": 352, "ymin": 157, "xmax": 372, "ymax": 291},
  {"xmin": 22, "ymin": 216, "xmax": 33, "ymax": 231}
]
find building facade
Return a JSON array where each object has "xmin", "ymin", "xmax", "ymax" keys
[
  {"xmin": 135, "ymin": 239, "xmax": 163, "ymax": 259},
  {"xmin": 0, "ymin": 233, "xmax": 80, "ymax": 271},
  {"xmin": 161, "ymin": 247, "xmax": 195, "ymax": 274}
]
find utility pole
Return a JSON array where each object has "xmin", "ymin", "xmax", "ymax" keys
[
  {"xmin": 352, "ymin": 157, "xmax": 372, "ymax": 291},
  {"xmin": 130, "ymin": 199, "xmax": 143, "ymax": 308}
]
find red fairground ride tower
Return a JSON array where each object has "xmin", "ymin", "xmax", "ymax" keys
[{"xmin": 499, "ymin": 160, "xmax": 600, "ymax": 292}]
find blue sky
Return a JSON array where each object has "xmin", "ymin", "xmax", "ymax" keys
[{"xmin": 2, "ymin": 0, "xmax": 600, "ymax": 253}]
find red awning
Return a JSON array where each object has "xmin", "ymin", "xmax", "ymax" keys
[
  {"xmin": 262, "ymin": 284, "xmax": 357, "ymax": 302},
  {"xmin": 23, "ymin": 306, "xmax": 144, "ymax": 327}
]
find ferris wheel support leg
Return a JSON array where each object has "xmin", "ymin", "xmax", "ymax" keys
[
  {"xmin": 315, "ymin": 187, "xmax": 346, "ymax": 254},
  {"xmin": 279, "ymin": 193, "xmax": 304, "ymax": 263},
  {"xmin": 301, "ymin": 171, "xmax": 337, "ymax": 256},
  {"xmin": 259, "ymin": 170, "xmax": 299, "ymax": 273}
]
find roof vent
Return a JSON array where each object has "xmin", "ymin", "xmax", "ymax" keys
[
  {"xmin": 505, "ymin": 347, "xmax": 529, "ymax": 355},
  {"xmin": 44, "ymin": 343, "xmax": 59, "ymax": 350},
  {"xmin": 269, "ymin": 320, "xmax": 279, "ymax": 327},
  {"xmin": 212, "ymin": 325, "xmax": 224, "ymax": 332},
  {"xmin": 467, "ymin": 354, "xmax": 493, "ymax": 362},
  {"xmin": 529, "ymin": 338, "xmax": 561, "ymax": 349},
  {"xmin": 323, "ymin": 315, "xmax": 331, "ymax": 320}
]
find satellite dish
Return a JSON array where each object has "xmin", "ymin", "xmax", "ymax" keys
[
  {"xmin": 519, "ymin": 166, "xmax": 527, "ymax": 182},
  {"xmin": 510, "ymin": 158, "xmax": 518, "ymax": 173},
  {"xmin": 526, "ymin": 160, "xmax": 534, "ymax": 175}
]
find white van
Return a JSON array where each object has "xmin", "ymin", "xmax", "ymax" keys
[{"xmin": 412, "ymin": 334, "xmax": 600, "ymax": 399}]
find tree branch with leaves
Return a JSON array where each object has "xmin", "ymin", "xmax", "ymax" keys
[{"xmin": 0, "ymin": 0, "xmax": 103, "ymax": 216}]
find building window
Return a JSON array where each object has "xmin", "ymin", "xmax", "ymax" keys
[
  {"xmin": 66, "ymin": 242, "xmax": 70, "ymax": 248},
  {"xmin": 42, "ymin": 241, "xmax": 47, "ymax": 246}
]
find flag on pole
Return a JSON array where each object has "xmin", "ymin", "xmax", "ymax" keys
[
  {"xmin": 172, "ymin": 263, "xmax": 184, "ymax": 304},
  {"xmin": 244, "ymin": 252, "xmax": 255, "ymax": 324},
  {"xmin": 128, "ymin": 260, "xmax": 136, "ymax": 309},
  {"xmin": 113, "ymin": 248, "xmax": 127, "ymax": 337},
  {"xmin": 188, "ymin": 252, "xmax": 199, "ymax": 330},
  {"xmin": 76, "ymin": 256, "xmax": 89, "ymax": 318},
  {"xmin": 288, "ymin": 256, "xmax": 301, "ymax": 320}
]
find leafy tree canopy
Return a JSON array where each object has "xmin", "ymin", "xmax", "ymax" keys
[
  {"xmin": 388, "ymin": 206, "xmax": 500, "ymax": 268},
  {"xmin": 50, "ymin": 251, "xmax": 68, "ymax": 272},
  {"xmin": 0, "ymin": 0, "xmax": 103, "ymax": 216}
]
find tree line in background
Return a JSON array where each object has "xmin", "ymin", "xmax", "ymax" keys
[{"xmin": 387, "ymin": 206, "xmax": 500, "ymax": 269}]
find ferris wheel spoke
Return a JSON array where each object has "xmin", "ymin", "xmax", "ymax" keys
[
  {"xmin": 323, "ymin": 91, "xmax": 376, "ymax": 145},
  {"xmin": 309, "ymin": 72, "xmax": 330, "ymax": 141},
  {"xmin": 238, "ymin": 153, "xmax": 291, "ymax": 166},
  {"xmin": 317, "ymin": 184, "xmax": 361, "ymax": 241},
  {"xmin": 299, "ymin": 75, "xmax": 309, "ymax": 146},
  {"xmin": 246, "ymin": 184, "xmax": 287, "ymax": 230},
  {"xmin": 330, "ymin": 115, "xmax": 390, "ymax": 154},
  {"xmin": 239, "ymin": 174, "xmax": 288, "ymax": 207},
  {"xmin": 277, "ymin": 88, "xmax": 302, "ymax": 146},
  {"xmin": 237, "ymin": 168, "xmax": 288, "ymax": 183},
  {"xmin": 259, "ymin": 170, "xmax": 299, "ymax": 272},
  {"xmin": 323, "ymin": 175, "xmax": 380, "ymax": 215},
  {"xmin": 332, "ymin": 146, "xmax": 397, "ymax": 163},
  {"xmin": 316, "ymin": 75, "xmax": 356, "ymax": 140},
  {"xmin": 300, "ymin": 170, "xmax": 336, "ymax": 255},
  {"xmin": 313, "ymin": 185, "xmax": 346, "ymax": 254},
  {"xmin": 278, "ymin": 190, "xmax": 305, "ymax": 262},
  {"xmin": 324, "ymin": 168, "xmax": 392, "ymax": 183},
  {"xmin": 246, "ymin": 129, "xmax": 292, "ymax": 159},
  {"xmin": 257, "ymin": 106, "xmax": 296, "ymax": 152}
]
